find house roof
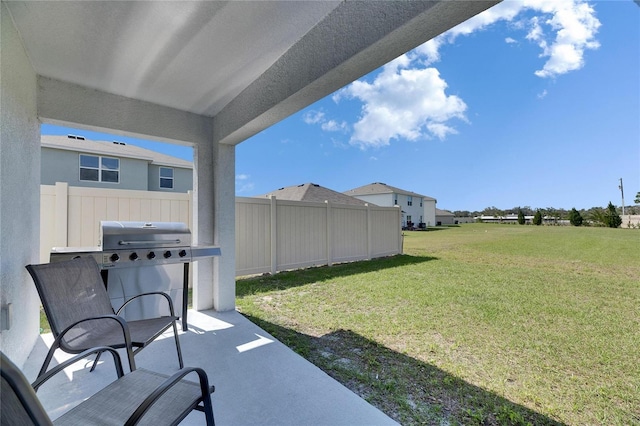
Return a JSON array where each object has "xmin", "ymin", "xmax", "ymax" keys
[
  {"xmin": 436, "ymin": 208, "xmax": 455, "ymax": 217},
  {"xmin": 257, "ymin": 183, "xmax": 372, "ymax": 206},
  {"xmin": 41, "ymin": 135, "xmax": 192, "ymax": 169},
  {"xmin": 343, "ymin": 182, "xmax": 436, "ymax": 202}
]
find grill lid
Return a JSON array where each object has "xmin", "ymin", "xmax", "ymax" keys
[{"xmin": 100, "ymin": 221, "xmax": 191, "ymax": 250}]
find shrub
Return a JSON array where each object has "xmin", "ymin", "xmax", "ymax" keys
[
  {"xmin": 533, "ymin": 210, "xmax": 542, "ymax": 226},
  {"xmin": 604, "ymin": 202, "xmax": 622, "ymax": 228},
  {"xmin": 517, "ymin": 209, "xmax": 525, "ymax": 225},
  {"xmin": 569, "ymin": 208, "xmax": 583, "ymax": 226}
]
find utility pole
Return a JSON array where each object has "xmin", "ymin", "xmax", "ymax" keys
[{"xmin": 619, "ymin": 178, "xmax": 625, "ymax": 216}]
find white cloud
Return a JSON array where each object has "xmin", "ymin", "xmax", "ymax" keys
[
  {"xmin": 505, "ymin": 37, "xmax": 518, "ymax": 44},
  {"xmin": 338, "ymin": 59, "xmax": 467, "ymax": 148},
  {"xmin": 422, "ymin": 0, "xmax": 600, "ymax": 78},
  {"xmin": 302, "ymin": 110, "xmax": 325, "ymax": 124},
  {"xmin": 235, "ymin": 174, "xmax": 254, "ymax": 193},
  {"xmin": 321, "ymin": 119, "xmax": 348, "ymax": 132},
  {"xmin": 325, "ymin": 0, "xmax": 601, "ymax": 149},
  {"xmin": 537, "ymin": 89, "xmax": 548, "ymax": 99},
  {"xmin": 527, "ymin": 1, "xmax": 601, "ymax": 78},
  {"xmin": 304, "ymin": 108, "xmax": 348, "ymax": 133}
]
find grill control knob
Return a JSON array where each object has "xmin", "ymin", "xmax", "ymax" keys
[
  {"xmin": 110, "ymin": 253, "xmax": 120, "ymax": 262},
  {"xmin": 178, "ymin": 249, "xmax": 187, "ymax": 258},
  {"xmin": 129, "ymin": 252, "xmax": 139, "ymax": 261},
  {"xmin": 163, "ymin": 251, "xmax": 172, "ymax": 259},
  {"xmin": 147, "ymin": 251, "xmax": 156, "ymax": 260}
]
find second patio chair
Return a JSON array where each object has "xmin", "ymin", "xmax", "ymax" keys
[{"xmin": 26, "ymin": 256, "xmax": 184, "ymax": 378}]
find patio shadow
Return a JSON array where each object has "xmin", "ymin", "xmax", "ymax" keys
[
  {"xmin": 236, "ymin": 254, "xmax": 437, "ymax": 296},
  {"xmin": 241, "ymin": 313, "xmax": 565, "ymax": 426}
]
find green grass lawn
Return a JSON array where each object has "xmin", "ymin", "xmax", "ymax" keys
[{"xmin": 236, "ymin": 224, "xmax": 640, "ymax": 425}]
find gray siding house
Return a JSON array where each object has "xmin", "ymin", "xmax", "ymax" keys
[{"xmin": 41, "ymin": 135, "xmax": 193, "ymax": 192}]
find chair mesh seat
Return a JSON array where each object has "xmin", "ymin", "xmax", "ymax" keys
[
  {"xmin": 62, "ymin": 317, "xmax": 178, "ymax": 351},
  {"xmin": 52, "ymin": 369, "xmax": 207, "ymax": 426}
]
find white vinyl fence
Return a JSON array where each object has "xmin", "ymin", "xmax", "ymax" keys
[
  {"xmin": 235, "ymin": 196, "xmax": 402, "ymax": 276},
  {"xmin": 40, "ymin": 184, "xmax": 403, "ymax": 275}
]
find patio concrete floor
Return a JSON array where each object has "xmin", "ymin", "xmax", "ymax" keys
[{"xmin": 23, "ymin": 309, "xmax": 397, "ymax": 425}]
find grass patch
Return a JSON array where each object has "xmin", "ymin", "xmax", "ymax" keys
[{"xmin": 236, "ymin": 223, "xmax": 640, "ymax": 425}]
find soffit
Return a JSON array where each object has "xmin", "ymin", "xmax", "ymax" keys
[{"xmin": 6, "ymin": 1, "xmax": 340, "ymax": 117}]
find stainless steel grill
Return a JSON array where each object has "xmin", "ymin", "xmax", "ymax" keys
[{"xmin": 50, "ymin": 221, "xmax": 221, "ymax": 330}]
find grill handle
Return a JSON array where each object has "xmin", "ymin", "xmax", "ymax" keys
[{"xmin": 118, "ymin": 239, "xmax": 181, "ymax": 246}]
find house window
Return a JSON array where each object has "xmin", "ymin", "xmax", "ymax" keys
[
  {"xmin": 80, "ymin": 155, "xmax": 119, "ymax": 183},
  {"xmin": 420, "ymin": 199, "xmax": 423, "ymax": 207},
  {"xmin": 160, "ymin": 167, "xmax": 174, "ymax": 189},
  {"xmin": 407, "ymin": 195, "xmax": 413, "ymax": 206}
]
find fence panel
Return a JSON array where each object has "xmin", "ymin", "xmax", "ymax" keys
[
  {"xmin": 235, "ymin": 198, "xmax": 272, "ymax": 276},
  {"xmin": 42, "ymin": 187, "xmax": 402, "ymax": 274}
]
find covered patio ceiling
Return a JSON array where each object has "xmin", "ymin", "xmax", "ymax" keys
[{"xmin": 5, "ymin": 0, "xmax": 499, "ymax": 146}]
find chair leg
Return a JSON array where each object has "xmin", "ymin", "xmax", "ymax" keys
[
  {"xmin": 37, "ymin": 343, "xmax": 59, "ymax": 378},
  {"xmin": 89, "ymin": 351, "xmax": 102, "ymax": 372},
  {"xmin": 172, "ymin": 320, "xmax": 184, "ymax": 369},
  {"xmin": 126, "ymin": 347, "xmax": 137, "ymax": 372}
]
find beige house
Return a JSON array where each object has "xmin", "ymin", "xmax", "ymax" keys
[
  {"xmin": 436, "ymin": 208, "xmax": 456, "ymax": 225},
  {"xmin": 1, "ymin": 1, "xmax": 499, "ymax": 366}
]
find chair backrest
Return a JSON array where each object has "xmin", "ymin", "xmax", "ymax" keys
[
  {"xmin": 26, "ymin": 256, "xmax": 115, "ymax": 338},
  {"xmin": 0, "ymin": 352, "xmax": 54, "ymax": 426}
]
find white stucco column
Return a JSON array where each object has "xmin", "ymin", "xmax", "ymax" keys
[
  {"xmin": 212, "ymin": 143, "xmax": 236, "ymax": 311},
  {"xmin": 0, "ymin": 2, "xmax": 41, "ymax": 366},
  {"xmin": 192, "ymin": 138, "xmax": 235, "ymax": 312}
]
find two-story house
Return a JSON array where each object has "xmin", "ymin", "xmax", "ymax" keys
[
  {"xmin": 41, "ymin": 135, "xmax": 193, "ymax": 192},
  {"xmin": 344, "ymin": 182, "xmax": 437, "ymax": 228}
]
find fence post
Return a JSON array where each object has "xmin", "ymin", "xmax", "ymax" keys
[
  {"xmin": 397, "ymin": 205, "xmax": 402, "ymax": 254},
  {"xmin": 270, "ymin": 196, "xmax": 277, "ymax": 274},
  {"xmin": 366, "ymin": 203, "xmax": 372, "ymax": 260},
  {"xmin": 326, "ymin": 200, "xmax": 333, "ymax": 266},
  {"xmin": 54, "ymin": 182, "xmax": 68, "ymax": 247}
]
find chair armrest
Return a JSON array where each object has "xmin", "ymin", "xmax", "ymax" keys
[
  {"xmin": 55, "ymin": 314, "xmax": 133, "ymax": 348},
  {"xmin": 31, "ymin": 346, "xmax": 124, "ymax": 392},
  {"xmin": 124, "ymin": 367, "xmax": 214, "ymax": 426},
  {"xmin": 116, "ymin": 291, "xmax": 176, "ymax": 317}
]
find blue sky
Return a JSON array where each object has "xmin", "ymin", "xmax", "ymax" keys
[{"xmin": 42, "ymin": 0, "xmax": 639, "ymax": 212}]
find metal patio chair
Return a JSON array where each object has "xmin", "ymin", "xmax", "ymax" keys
[
  {"xmin": 1, "ymin": 347, "xmax": 215, "ymax": 425},
  {"xmin": 26, "ymin": 256, "xmax": 184, "ymax": 378}
]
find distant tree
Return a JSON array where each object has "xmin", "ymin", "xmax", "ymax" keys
[
  {"xmin": 517, "ymin": 209, "xmax": 525, "ymax": 225},
  {"xmin": 635, "ymin": 191, "xmax": 640, "ymax": 204},
  {"xmin": 568, "ymin": 208, "xmax": 583, "ymax": 226},
  {"xmin": 604, "ymin": 202, "xmax": 622, "ymax": 228},
  {"xmin": 482, "ymin": 206, "xmax": 503, "ymax": 217},
  {"xmin": 533, "ymin": 210, "xmax": 542, "ymax": 226},
  {"xmin": 588, "ymin": 208, "xmax": 606, "ymax": 226}
]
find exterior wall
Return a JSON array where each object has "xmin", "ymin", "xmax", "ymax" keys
[
  {"xmin": 147, "ymin": 164, "xmax": 193, "ymax": 193},
  {"xmin": 235, "ymin": 197, "xmax": 402, "ymax": 277},
  {"xmin": 423, "ymin": 199, "xmax": 436, "ymax": 227},
  {"xmin": 42, "ymin": 146, "xmax": 148, "ymax": 190},
  {"xmin": 351, "ymin": 193, "xmax": 393, "ymax": 207},
  {"xmin": 436, "ymin": 214, "xmax": 455, "ymax": 225},
  {"xmin": 621, "ymin": 215, "xmax": 640, "ymax": 229},
  {"xmin": 0, "ymin": 3, "xmax": 41, "ymax": 366},
  {"xmin": 350, "ymin": 192, "xmax": 436, "ymax": 227}
]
